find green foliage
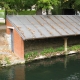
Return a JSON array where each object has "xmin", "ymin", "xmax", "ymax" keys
[
  {"xmin": 0, "ymin": 10, "xmax": 5, "ymax": 18},
  {"xmin": 51, "ymin": 3, "xmax": 62, "ymax": 15},
  {"xmin": 7, "ymin": 10, "xmax": 36, "ymax": 15},
  {"xmin": 37, "ymin": 0, "xmax": 59, "ymax": 9},
  {"xmin": 61, "ymin": 0, "xmax": 80, "ymax": 10},
  {"xmin": 19, "ymin": 11, "xmax": 36, "ymax": 15},
  {"xmin": 25, "ymin": 47, "xmax": 64, "ymax": 60},
  {"xmin": 7, "ymin": 10, "xmax": 16, "ymax": 15},
  {"xmin": 4, "ymin": 57, "xmax": 10, "ymax": 64},
  {"xmin": 25, "ymin": 45, "xmax": 80, "ymax": 61},
  {"xmin": 69, "ymin": 45, "xmax": 80, "ymax": 51},
  {"xmin": 74, "ymin": 0, "xmax": 80, "ymax": 10},
  {"xmin": 0, "ymin": 23, "xmax": 5, "ymax": 25},
  {"xmin": 25, "ymin": 51, "xmax": 38, "ymax": 60},
  {"xmin": 41, "ymin": 48, "xmax": 54, "ymax": 55},
  {"xmin": 0, "ymin": 0, "xmax": 80, "ymax": 14},
  {"xmin": 54, "ymin": 46, "xmax": 64, "ymax": 52}
]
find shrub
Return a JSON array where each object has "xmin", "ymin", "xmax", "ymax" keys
[{"xmin": 7, "ymin": 10, "xmax": 36, "ymax": 15}]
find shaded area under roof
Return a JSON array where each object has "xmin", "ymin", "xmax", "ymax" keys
[{"xmin": 7, "ymin": 15, "xmax": 80, "ymax": 40}]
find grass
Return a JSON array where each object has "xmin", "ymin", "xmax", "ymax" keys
[
  {"xmin": 25, "ymin": 51, "xmax": 38, "ymax": 60},
  {"xmin": 41, "ymin": 48, "xmax": 54, "ymax": 55},
  {"xmin": 0, "ymin": 23, "xmax": 5, "ymax": 25},
  {"xmin": 4, "ymin": 56, "xmax": 10, "ymax": 64},
  {"xmin": 25, "ymin": 46, "xmax": 64, "ymax": 60},
  {"xmin": 0, "ymin": 10, "xmax": 5, "ymax": 12},
  {"xmin": 54, "ymin": 46, "xmax": 64, "ymax": 52},
  {"xmin": 25, "ymin": 44, "xmax": 80, "ymax": 61},
  {"xmin": 68, "ymin": 45, "xmax": 80, "ymax": 51},
  {"xmin": 0, "ymin": 10, "xmax": 5, "ymax": 18}
]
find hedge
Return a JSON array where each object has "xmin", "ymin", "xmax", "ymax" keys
[{"xmin": 7, "ymin": 10, "xmax": 36, "ymax": 15}]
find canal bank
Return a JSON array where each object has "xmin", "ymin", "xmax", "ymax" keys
[
  {"xmin": 0, "ymin": 53, "xmax": 80, "ymax": 80},
  {"xmin": 0, "ymin": 25, "xmax": 25, "ymax": 67},
  {"xmin": 0, "ymin": 28, "xmax": 80, "ymax": 66},
  {"xmin": 1, "ymin": 25, "xmax": 80, "ymax": 67},
  {"xmin": 24, "ymin": 35, "xmax": 80, "ymax": 63}
]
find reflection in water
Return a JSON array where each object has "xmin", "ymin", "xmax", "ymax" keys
[
  {"xmin": 0, "ymin": 54, "xmax": 80, "ymax": 80},
  {"xmin": 0, "ymin": 65, "xmax": 25, "ymax": 80}
]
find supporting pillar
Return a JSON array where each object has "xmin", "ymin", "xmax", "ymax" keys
[{"xmin": 64, "ymin": 38, "xmax": 68, "ymax": 52}]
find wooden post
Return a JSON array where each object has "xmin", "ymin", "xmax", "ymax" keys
[{"xmin": 64, "ymin": 38, "xmax": 68, "ymax": 52}]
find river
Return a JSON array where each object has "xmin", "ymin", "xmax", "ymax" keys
[{"xmin": 0, "ymin": 53, "xmax": 80, "ymax": 80}]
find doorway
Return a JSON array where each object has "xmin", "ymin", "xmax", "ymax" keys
[{"xmin": 10, "ymin": 29, "xmax": 14, "ymax": 52}]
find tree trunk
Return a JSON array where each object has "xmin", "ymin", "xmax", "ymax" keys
[
  {"xmin": 46, "ymin": 9, "xmax": 48, "ymax": 15},
  {"xmin": 36, "ymin": 8, "xmax": 42, "ymax": 15}
]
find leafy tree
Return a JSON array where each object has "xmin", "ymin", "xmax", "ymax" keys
[
  {"xmin": 74, "ymin": 0, "xmax": 80, "ymax": 11},
  {"xmin": 61, "ymin": 0, "xmax": 80, "ymax": 11},
  {"xmin": 36, "ymin": 0, "xmax": 60, "ymax": 15},
  {"xmin": 24, "ymin": 0, "xmax": 37, "ymax": 10},
  {"xmin": 0, "ymin": 0, "xmax": 80, "ymax": 15}
]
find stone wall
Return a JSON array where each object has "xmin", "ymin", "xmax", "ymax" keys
[
  {"xmin": 24, "ymin": 37, "xmax": 64, "ymax": 53},
  {"xmin": 68, "ymin": 36, "xmax": 80, "ymax": 46},
  {"xmin": 24, "ymin": 35, "xmax": 80, "ymax": 54},
  {"xmin": 0, "ymin": 29, "xmax": 9, "ymax": 50}
]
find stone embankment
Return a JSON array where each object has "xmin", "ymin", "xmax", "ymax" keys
[{"xmin": 0, "ymin": 25, "xmax": 25, "ymax": 67}]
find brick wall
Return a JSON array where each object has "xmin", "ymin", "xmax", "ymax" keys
[
  {"xmin": 6, "ymin": 19, "xmax": 12, "ymax": 34},
  {"xmin": 6, "ymin": 19, "xmax": 24, "ymax": 59},
  {"xmin": 14, "ymin": 29, "xmax": 24, "ymax": 59}
]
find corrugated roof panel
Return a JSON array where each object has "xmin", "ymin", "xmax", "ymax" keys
[
  {"xmin": 61, "ymin": 15, "xmax": 74, "ymax": 23},
  {"xmin": 7, "ymin": 15, "xmax": 80, "ymax": 40},
  {"xmin": 73, "ymin": 16, "xmax": 80, "ymax": 21},
  {"xmin": 25, "ymin": 25, "xmax": 44, "ymax": 38},
  {"xmin": 43, "ymin": 24, "xmax": 60, "ymax": 36},
  {"xmin": 34, "ymin": 25, "xmax": 52, "ymax": 37},
  {"xmin": 32, "ymin": 15, "xmax": 47, "ymax": 24},
  {"xmin": 8, "ymin": 15, "xmax": 22, "ymax": 25},
  {"xmin": 73, "ymin": 16, "xmax": 80, "ymax": 25},
  {"xmin": 50, "ymin": 23, "xmax": 68, "ymax": 35},
  {"xmin": 58, "ymin": 23, "xmax": 74, "ymax": 34},
  {"xmin": 72, "ymin": 23, "xmax": 80, "ymax": 30},
  {"xmin": 25, "ymin": 16, "xmax": 40, "ymax": 25},
  {"xmin": 64, "ymin": 23, "xmax": 80, "ymax": 34},
  {"xmin": 16, "ymin": 15, "xmax": 32, "ymax": 25},
  {"xmin": 41, "ymin": 15, "xmax": 55, "ymax": 24},
  {"xmin": 54, "ymin": 15, "xmax": 67, "ymax": 23},
  {"xmin": 68, "ymin": 16, "xmax": 80, "ymax": 23},
  {"xmin": 50, "ymin": 16, "xmax": 67, "ymax": 23},
  {"xmin": 40, "ymin": 16, "xmax": 68, "ymax": 35},
  {"xmin": 42, "ymin": 16, "xmax": 68, "ymax": 34},
  {"xmin": 16, "ymin": 25, "xmax": 34, "ymax": 39}
]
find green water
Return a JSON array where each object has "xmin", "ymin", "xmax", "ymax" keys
[{"xmin": 0, "ymin": 54, "xmax": 80, "ymax": 80}]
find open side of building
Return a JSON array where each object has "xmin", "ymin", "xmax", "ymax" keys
[{"xmin": 6, "ymin": 15, "xmax": 80, "ymax": 59}]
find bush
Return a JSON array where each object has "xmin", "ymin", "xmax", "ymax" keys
[
  {"xmin": 7, "ymin": 10, "xmax": 17, "ymax": 15},
  {"xmin": 7, "ymin": 10, "xmax": 36, "ymax": 15},
  {"xmin": 19, "ymin": 11, "xmax": 36, "ymax": 15}
]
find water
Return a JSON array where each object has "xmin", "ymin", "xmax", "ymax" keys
[{"xmin": 0, "ymin": 54, "xmax": 80, "ymax": 80}]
